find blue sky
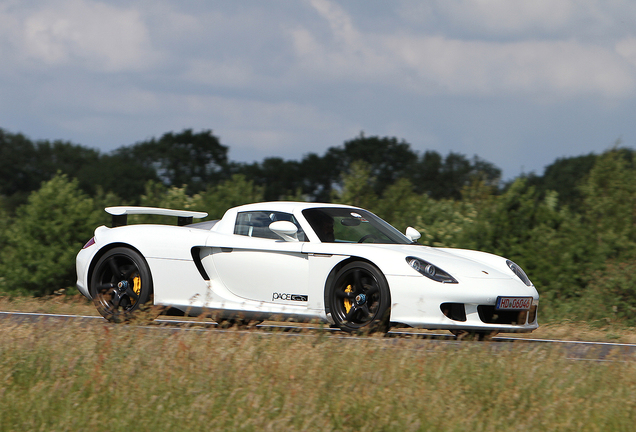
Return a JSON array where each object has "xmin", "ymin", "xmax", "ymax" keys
[{"xmin": 2, "ymin": 0, "xmax": 636, "ymax": 179}]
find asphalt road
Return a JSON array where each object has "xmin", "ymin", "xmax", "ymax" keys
[{"xmin": 1, "ymin": 311, "xmax": 635, "ymax": 361}]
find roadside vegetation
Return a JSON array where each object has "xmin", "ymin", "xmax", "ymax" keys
[
  {"xmin": 1, "ymin": 321, "xmax": 635, "ymax": 431},
  {"xmin": 1, "ymin": 127, "xmax": 636, "ymax": 329}
]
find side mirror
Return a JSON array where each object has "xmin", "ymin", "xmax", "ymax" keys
[
  {"xmin": 269, "ymin": 221, "xmax": 299, "ymax": 242},
  {"xmin": 405, "ymin": 226, "xmax": 421, "ymax": 242}
]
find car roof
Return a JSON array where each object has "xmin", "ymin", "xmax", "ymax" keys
[{"xmin": 213, "ymin": 201, "xmax": 363, "ymax": 236}]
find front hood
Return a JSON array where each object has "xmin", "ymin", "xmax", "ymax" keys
[
  {"xmin": 376, "ymin": 244, "xmax": 511, "ymax": 280},
  {"xmin": 303, "ymin": 242, "xmax": 514, "ymax": 281}
]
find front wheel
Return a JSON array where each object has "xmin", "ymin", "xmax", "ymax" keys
[
  {"xmin": 329, "ymin": 262, "xmax": 390, "ymax": 333},
  {"xmin": 89, "ymin": 247, "xmax": 153, "ymax": 322}
]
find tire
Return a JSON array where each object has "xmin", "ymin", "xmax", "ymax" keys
[
  {"xmin": 89, "ymin": 247, "xmax": 153, "ymax": 322},
  {"xmin": 329, "ymin": 262, "xmax": 391, "ymax": 333}
]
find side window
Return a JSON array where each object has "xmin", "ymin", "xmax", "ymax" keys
[{"xmin": 234, "ymin": 211, "xmax": 306, "ymax": 241}]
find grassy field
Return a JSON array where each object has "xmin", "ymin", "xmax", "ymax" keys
[
  {"xmin": 1, "ymin": 296, "xmax": 636, "ymax": 431},
  {"xmin": 1, "ymin": 317, "xmax": 635, "ymax": 431}
]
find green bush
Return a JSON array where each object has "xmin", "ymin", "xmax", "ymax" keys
[
  {"xmin": 0, "ymin": 174, "xmax": 101, "ymax": 295},
  {"xmin": 197, "ymin": 174, "xmax": 265, "ymax": 220},
  {"xmin": 576, "ymin": 261, "xmax": 636, "ymax": 325}
]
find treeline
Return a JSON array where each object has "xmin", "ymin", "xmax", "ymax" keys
[
  {"xmin": 0, "ymin": 128, "xmax": 500, "ymax": 211},
  {"xmin": 1, "ymin": 127, "xmax": 635, "ymax": 326}
]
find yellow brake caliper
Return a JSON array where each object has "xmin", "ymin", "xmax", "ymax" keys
[
  {"xmin": 131, "ymin": 274, "xmax": 142, "ymax": 305},
  {"xmin": 344, "ymin": 284, "xmax": 353, "ymax": 313}
]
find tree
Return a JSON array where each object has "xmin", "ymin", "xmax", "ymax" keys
[
  {"xmin": 580, "ymin": 148, "xmax": 636, "ymax": 261},
  {"xmin": 524, "ymin": 152, "xmax": 597, "ymax": 212},
  {"xmin": 220, "ymin": 132, "xmax": 503, "ymax": 203},
  {"xmin": 330, "ymin": 161, "xmax": 378, "ymax": 210},
  {"xmin": 0, "ymin": 197, "xmax": 8, "ymax": 253},
  {"xmin": 411, "ymin": 151, "xmax": 501, "ymax": 200},
  {"xmin": 0, "ymin": 129, "xmax": 40, "ymax": 197},
  {"xmin": 582, "ymin": 261, "xmax": 636, "ymax": 325},
  {"xmin": 197, "ymin": 174, "xmax": 265, "ymax": 220},
  {"xmin": 573, "ymin": 148, "xmax": 636, "ymax": 323},
  {"xmin": 0, "ymin": 174, "xmax": 102, "ymax": 295},
  {"xmin": 34, "ymin": 140, "xmax": 102, "ymax": 193},
  {"xmin": 297, "ymin": 152, "xmax": 341, "ymax": 202},
  {"xmin": 0, "ymin": 129, "xmax": 107, "ymax": 210},
  {"xmin": 235, "ymin": 157, "xmax": 304, "ymax": 201},
  {"xmin": 326, "ymin": 133, "xmax": 419, "ymax": 196},
  {"xmin": 374, "ymin": 178, "xmax": 427, "ymax": 234},
  {"xmin": 135, "ymin": 174, "xmax": 266, "ymax": 221},
  {"xmin": 127, "ymin": 129, "xmax": 230, "ymax": 193},
  {"xmin": 88, "ymin": 149, "xmax": 160, "ymax": 201}
]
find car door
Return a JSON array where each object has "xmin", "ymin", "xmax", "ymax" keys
[{"xmin": 207, "ymin": 210, "xmax": 310, "ymax": 305}]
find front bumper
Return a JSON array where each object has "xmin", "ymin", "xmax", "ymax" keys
[{"xmin": 386, "ymin": 274, "xmax": 539, "ymax": 333}]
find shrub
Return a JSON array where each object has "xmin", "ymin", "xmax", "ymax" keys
[{"xmin": 0, "ymin": 174, "xmax": 101, "ymax": 295}]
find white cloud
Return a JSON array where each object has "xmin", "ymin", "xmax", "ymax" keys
[
  {"xmin": 616, "ymin": 37, "xmax": 636, "ymax": 68},
  {"xmin": 19, "ymin": 0, "xmax": 159, "ymax": 71},
  {"xmin": 289, "ymin": 2, "xmax": 394, "ymax": 83},
  {"xmin": 398, "ymin": 0, "xmax": 577, "ymax": 36},
  {"xmin": 289, "ymin": 0, "xmax": 636, "ymax": 99},
  {"xmin": 387, "ymin": 36, "xmax": 635, "ymax": 98},
  {"xmin": 396, "ymin": 0, "xmax": 636, "ymax": 41},
  {"xmin": 309, "ymin": 0, "xmax": 359, "ymax": 46},
  {"xmin": 182, "ymin": 59, "xmax": 256, "ymax": 88}
]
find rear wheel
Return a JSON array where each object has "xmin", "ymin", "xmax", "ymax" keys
[
  {"xmin": 90, "ymin": 247, "xmax": 153, "ymax": 322},
  {"xmin": 329, "ymin": 262, "xmax": 390, "ymax": 333}
]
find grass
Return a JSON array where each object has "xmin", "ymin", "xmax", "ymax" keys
[
  {"xmin": 1, "ymin": 319, "xmax": 635, "ymax": 431},
  {"xmin": 0, "ymin": 294, "xmax": 98, "ymax": 316},
  {"xmin": 3, "ymin": 294, "xmax": 636, "ymax": 343}
]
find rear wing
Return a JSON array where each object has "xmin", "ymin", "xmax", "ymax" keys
[{"xmin": 105, "ymin": 206, "xmax": 208, "ymax": 227}]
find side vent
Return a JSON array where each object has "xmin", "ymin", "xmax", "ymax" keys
[{"xmin": 440, "ymin": 303, "xmax": 467, "ymax": 322}]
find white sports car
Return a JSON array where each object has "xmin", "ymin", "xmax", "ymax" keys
[{"xmin": 76, "ymin": 202, "xmax": 539, "ymax": 336}]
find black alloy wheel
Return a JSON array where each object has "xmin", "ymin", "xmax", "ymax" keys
[
  {"xmin": 329, "ymin": 262, "xmax": 390, "ymax": 333},
  {"xmin": 89, "ymin": 247, "xmax": 153, "ymax": 322}
]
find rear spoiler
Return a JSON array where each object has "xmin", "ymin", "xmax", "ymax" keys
[{"xmin": 105, "ymin": 206, "xmax": 208, "ymax": 227}]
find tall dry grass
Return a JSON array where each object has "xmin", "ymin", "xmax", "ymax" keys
[
  {"xmin": 1, "ymin": 320, "xmax": 635, "ymax": 431},
  {"xmin": 4, "ymin": 295, "xmax": 636, "ymax": 343}
]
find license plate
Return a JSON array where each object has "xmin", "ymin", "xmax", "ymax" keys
[{"xmin": 496, "ymin": 296, "xmax": 532, "ymax": 310}]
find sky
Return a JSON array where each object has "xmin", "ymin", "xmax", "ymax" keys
[{"xmin": 1, "ymin": 0, "xmax": 636, "ymax": 180}]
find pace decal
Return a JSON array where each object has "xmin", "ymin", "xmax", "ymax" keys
[{"xmin": 272, "ymin": 292, "xmax": 308, "ymax": 302}]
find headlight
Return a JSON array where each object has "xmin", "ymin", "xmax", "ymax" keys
[
  {"xmin": 406, "ymin": 257, "xmax": 458, "ymax": 284},
  {"xmin": 506, "ymin": 260, "xmax": 532, "ymax": 286}
]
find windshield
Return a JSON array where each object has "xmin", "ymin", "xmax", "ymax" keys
[{"xmin": 302, "ymin": 207, "xmax": 411, "ymax": 244}]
